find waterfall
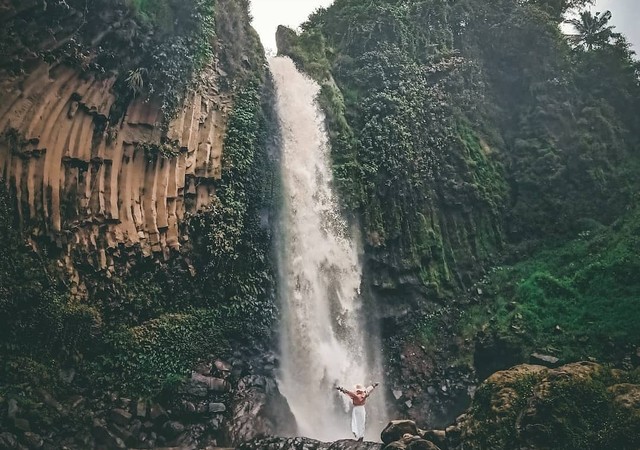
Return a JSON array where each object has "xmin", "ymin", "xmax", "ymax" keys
[{"xmin": 270, "ymin": 56, "xmax": 388, "ymax": 442}]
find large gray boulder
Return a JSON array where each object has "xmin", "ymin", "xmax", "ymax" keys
[
  {"xmin": 381, "ymin": 420, "xmax": 419, "ymax": 444},
  {"xmin": 225, "ymin": 375, "xmax": 297, "ymax": 445}
]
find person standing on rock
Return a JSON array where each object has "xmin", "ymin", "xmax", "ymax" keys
[{"xmin": 336, "ymin": 382, "xmax": 379, "ymax": 441}]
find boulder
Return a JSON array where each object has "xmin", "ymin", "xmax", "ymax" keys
[
  {"xmin": 214, "ymin": 359, "xmax": 232, "ymax": 378},
  {"xmin": 150, "ymin": 403, "xmax": 169, "ymax": 422},
  {"xmin": 383, "ymin": 443, "xmax": 406, "ymax": 450},
  {"xmin": 444, "ymin": 362, "xmax": 640, "ymax": 450},
  {"xmin": 381, "ymin": 420, "xmax": 419, "ymax": 444},
  {"xmin": 136, "ymin": 399, "xmax": 147, "ymax": 418},
  {"xmin": 530, "ymin": 353, "xmax": 560, "ymax": 367},
  {"xmin": 0, "ymin": 432, "xmax": 18, "ymax": 449},
  {"xmin": 109, "ymin": 408, "xmax": 132, "ymax": 426},
  {"xmin": 92, "ymin": 419, "xmax": 126, "ymax": 449},
  {"xmin": 23, "ymin": 432, "xmax": 44, "ymax": 449},
  {"xmin": 208, "ymin": 402, "xmax": 226, "ymax": 413},
  {"xmin": 7, "ymin": 398, "xmax": 19, "ymax": 419},
  {"xmin": 224, "ymin": 375, "xmax": 297, "ymax": 446},
  {"xmin": 14, "ymin": 418, "xmax": 31, "ymax": 432},
  {"xmin": 419, "ymin": 430, "xmax": 445, "ymax": 448},
  {"xmin": 406, "ymin": 440, "xmax": 440, "ymax": 450},
  {"xmin": 609, "ymin": 383, "xmax": 640, "ymax": 413},
  {"xmin": 162, "ymin": 421, "xmax": 185, "ymax": 438}
]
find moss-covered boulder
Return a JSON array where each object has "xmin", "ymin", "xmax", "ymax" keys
[{"xmin": 439, "ymin": 362, "xmax": 640, "ymax": 450}]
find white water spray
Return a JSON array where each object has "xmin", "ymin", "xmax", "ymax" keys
[{"xmin": 270, "ymin": 56, "xmax": 387, "ymax": 442}]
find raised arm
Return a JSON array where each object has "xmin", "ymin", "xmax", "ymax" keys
[
  {"xmin": 336, "ymin": 386, "xmax": 358, "ymax": 400},
  {"xmin": 365, "ymin": 382, "xmax": 380, "ymax": 398}
]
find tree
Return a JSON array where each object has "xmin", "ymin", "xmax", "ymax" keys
[
  {"xmin": 566, "ymin": 10, "xmax": 621, "ymax": 51},
  {"xmin": 530, "ymin": 0, "xmax": 593, "ymax": 21}
]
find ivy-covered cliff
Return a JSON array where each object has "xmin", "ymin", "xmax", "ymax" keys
[{"xmin": 276, "ymin": 0, "xmax": 640, "ymax": 425}]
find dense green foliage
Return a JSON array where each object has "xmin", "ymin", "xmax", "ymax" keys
[
  {"xmin": 279, "ymin": 1, "xmax": 509, "ymax": 298},
  {"xmin": 277, "ymin": 4, "xmax": 640, "ymax": 426},
  {"xmin": 0, "ymin": 185, "xmax": 99, "ymax": 364},
  {"xmin": 1, "ymin": 0, "xmax": 275, "ymax": 397},
  {"xmin": 190, "ymin": 78, "xmax": 278, "ymax": 337},
  {"xmin": 460, "ymin": 206, "xmax": 640, "ymax": 363},
  {"xmin": 0, "ymin": 0, "xmax": 216, "ymax": 120}
]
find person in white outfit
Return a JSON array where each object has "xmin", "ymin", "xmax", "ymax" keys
[{"xmin": 336, "ymin": 382, "xmax": 380, "ymax": 441}]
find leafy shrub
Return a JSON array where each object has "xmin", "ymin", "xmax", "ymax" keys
[
  {"xmin": 0, "ymin": 186, "xmax": 100, "ymax": 361},
  {"xmin": 95, "ymin": 309, "xmax": 226, "ymax": 395}
]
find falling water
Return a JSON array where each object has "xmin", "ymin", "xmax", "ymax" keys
[{"xmin": 270, "ymin": 56, "xmax": 387, "ymax": 442}]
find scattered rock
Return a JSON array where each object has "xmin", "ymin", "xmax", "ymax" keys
[
  {"xmin": 420, "ymin": 430, "xmax": 445, "ymax": 448},
  {"xmin": 0, "ymin": 432, "xmax": 18, "ymax": 449},
  {"xmin": 58, "ymin": 367, "xmax": 75, "ymax": 384},
  {"xmin": 239, "ymin": 437, "xmax": 383, "ymax": 450},
  {"xmin": 136, "ymin": 399, "xmax": 147, "ymax": 418},
  {"xmin": 7, "ymin": 398, "xmax": 19, "ymax": 419},
  {"xmin": 110, "ymin": 423, "xmax": 133, "ymax": 445},
  {"xmin": 406, "ymin": 440, "xmax": 440, "ymax": 450},
  {"xmin": 208, "ymin": 402, "xmax": 226, "ymax": 413},
  {"xmin": 39, "ymin": 390, "xmax": 65, "ymax": 415},
  {"xmin": 14, "ymin": 418, "xmax": 31, "ymax": 432},
  {"xmin": 183, "ymin": 376, "xmax": 208, "ymax": 398},
  {"xmin": 162, "ymin": 421, "xmax": 185, "ymax": 438},
  {"xmin": 194, "ymin": 361, "xmax": 213, "ymax": 375},
  {"xmin": 208, "ymin": 415, "xmax": 222, "ymax": 431},
  {"xmin": 92, "ymin": 419, "xmax": 125, "ymax": 449},
  {"xmin": 184, "ymin": 401, "xmax": 196, "ymax": 413},
  {"xmin": 109, "ymin": 408, "xmax": 132, "ymax": 426},
  {"xmin": 68, "ymin": 395, "xmax": 85, "ymax": 409},
  {"xmin": 23, "ymin": 432, "xmax": 44, "ymax": 449},
  {"xmin": 381, "ymin": 420, "xmax": 419, "ymax": 444},
  {"xmin": 214, "ymin": 359, "xmax": 232, "ymax": 378},
  {"xmin": 530, "ymin": 353, "xmax": 560, "ymax": 366},
  {"xmin": 150, "ymin": 403, "xmax": 168, "ymax": 422}
]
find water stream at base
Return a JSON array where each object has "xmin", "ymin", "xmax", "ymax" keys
[{"xmin": 270, "ymin": 56, "xmax": 388, "ymax": 442}]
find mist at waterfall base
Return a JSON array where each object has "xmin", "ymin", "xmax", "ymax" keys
[{"xmin": 270, "ymin": 56, "xmax": 388, "ymax": 442}]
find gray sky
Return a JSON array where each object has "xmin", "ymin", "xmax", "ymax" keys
[
  {"xmin": 250, "ymin": 0, "xmax": 334, "ymax": 52},
  {"xmin": 590, "ymin": 0, "xmax": 639, "ymax": 50},
  {"xmin": 250, "ymin": 0, "xmax": 639, "ymax": 53}
]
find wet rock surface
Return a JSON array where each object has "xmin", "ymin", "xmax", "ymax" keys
[
  {"xmin": 0, "ymin": 350, "xmax": 294, "ymax": 449},
  {"xmin": 224, "ymin": 373, "xmax": 297, "ymax": 446},
  {"xmin": 238, "ymin": 437, "xmax": 383, "ymax": 450}
]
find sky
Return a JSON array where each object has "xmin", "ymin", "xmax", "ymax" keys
[
  {"xmin": 250, "ymin": 0, "xmax": 334, "ymax": 53},
  {"xmin": 249, "ymin": 0, "xmax": 639, "ymax": 54},
  {"xmin": 588, "ymin": 0, "xmax": 639, "ymax": 50}
]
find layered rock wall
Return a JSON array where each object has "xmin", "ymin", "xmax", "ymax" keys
[{"xmin": 0, "ymin": 62, "xmax": 230, "ymax": 268}]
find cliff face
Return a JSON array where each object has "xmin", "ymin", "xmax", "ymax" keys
[
  {"xmin": 276, "ymin": 0, "xmax": 640, "ymax": 427},
  {"xmin": 0, "ymin": 63, "xmax": 229, "ymax": 264},
  {"xmin": 0, "ymin": 0, "xmax": 279, "ymax": 403}
]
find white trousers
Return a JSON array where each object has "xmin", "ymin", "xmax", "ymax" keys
[{"xmin": 351, "ymin": 405, "xmax": 366, "ymax": 440}]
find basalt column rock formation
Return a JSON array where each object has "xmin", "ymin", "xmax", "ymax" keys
[{"xmin": 0, "ymin": 63, "xmax": 230, "ymax": 267}]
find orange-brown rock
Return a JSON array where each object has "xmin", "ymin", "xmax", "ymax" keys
[{"xmin": 0, "ymin": 62, "xmax": 231, "ymax": 272}]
